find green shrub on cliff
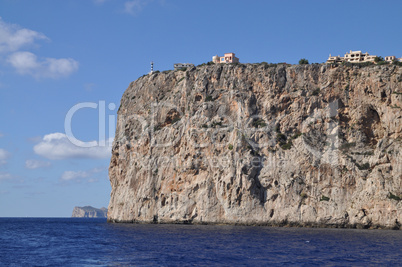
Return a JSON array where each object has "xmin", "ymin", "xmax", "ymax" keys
[
  {"xmin": 205, "ymin": 95, "xmax": 214, "ymax": 102},
  {"xmin": 312, "ymin": 88, "xmax": 320, "ymax": 96},
  {"xmin": 276, "ymin": 133, "xmax": 287, "ymax": 145},
  {"xmin": 374, "ymin": 56, "xmax": 384, "ymax": 63},
  {"xmin": 252, "ymin": 118, "xmax": 267, "ymax": 128},
  {"xmin": 281, "ymin": 141, "xmax": 292, "ymax": 150},
  {"xmin": 393, "ymin": 60, "xmax": 402, "ymax": 66},
  {"xmin": 299, "ymin": 58, "xmax": 309, "ymax": 65},
  {"xmin": 387, "ymin": 192, "xmax": 401, "ymax": 201},
  {"xmin": 357, "ymin": 162, "xmax": 370, "ymax": 170},
  {"xmin": 320, "ymin": 195, "xmax": 330, "ymax": 201}
]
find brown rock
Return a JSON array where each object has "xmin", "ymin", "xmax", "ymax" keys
[{"xmin": 108, "ymin": 63, "xmax": 402, "ymax": 229}]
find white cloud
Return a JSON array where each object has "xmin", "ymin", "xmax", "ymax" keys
[
  {"xmin": 7, "ymin": 51, "xmax": 38, "ymax": 72},
  {"xmin": 0, "ymin": 17, "xmax": 48, "ymax": 53},
  {"xmin": 84, "ymin": 83, "xmax": 96, "ymax": 92},
  {"xmin": 0, "ymin": 172, "xmax": 13, "ymax": 181},
  {"xmin": 93, "ymin": 0, "xmax": 109, "ymax": 4},
  {"xmin": 34, "ymin": 132, "xmax": 111, "ymax": 160},
  {"xmin": 7, "ymin": 51, "xmax": 79, "ymax": 79},
  {"xmin": 60, "ymin": 167, "xmax": 105, "ymax": 182},
  {"xmin": 25, "ymin": 159, "xmax": 51, "ymax": 169},
  {"xmin": 124, "ymin": 0, "xmax": 153, "ymax": 15},
  {"xmin": 61, "ymin": 170, "xmax": 90, "ymax": 181},
  {"xmin": 0, "ymin": 17, "xmax": 79, "ymax": 79},
  {"xmin": 0, "ymin": 148, "xmax": 10, "ymax": 165}
]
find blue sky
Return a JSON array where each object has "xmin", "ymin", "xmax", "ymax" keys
[{"xmin": 1, "ymin": 0, "xmax": 402, "ymax": 217}]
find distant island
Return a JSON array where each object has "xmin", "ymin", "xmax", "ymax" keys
[{"xmin": 71, "ymin": 206, "xmax": 108, "ymax": 218}]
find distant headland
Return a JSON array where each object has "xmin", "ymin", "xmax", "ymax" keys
[{"xmin": 71, "ymin": 206, "xmax": 107, "ymax": 218}]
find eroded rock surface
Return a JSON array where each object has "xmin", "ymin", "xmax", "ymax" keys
[{"xmin": 108, "ymin": 63, "xmax": 402, "ymax": 229}]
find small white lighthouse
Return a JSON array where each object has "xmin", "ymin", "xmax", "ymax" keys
[{"xmin": 150, "ymin": 61, "xmax": 154, "ymax": 74}]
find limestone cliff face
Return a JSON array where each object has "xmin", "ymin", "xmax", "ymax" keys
[
  {"xmin": 108, "ymin": 63, "xmax": 402, "ymax": 229},
  {"xmin": 72, "ymin": 206, "xmax": 108, "ymax": 218}
]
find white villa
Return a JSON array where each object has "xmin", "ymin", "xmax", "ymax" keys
[
  {"xmin": 212, "ymin": 53, "xmax": 240, "ymax": 64},
  {"xmin": 327, "ymin": 50, "xmax": 402, "ymax": 64}
]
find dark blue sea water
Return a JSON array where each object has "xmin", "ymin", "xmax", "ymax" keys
[{"xmin": 1, "ymin": 218, "xmax": 402, "ymax": 266}]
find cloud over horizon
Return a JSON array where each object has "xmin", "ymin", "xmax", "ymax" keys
[
  {"xmin": 60, "ymin": 167, "xmax": 106, "ymax": 182},
  {"xmin": 25, "ymin": 159, "xmax": 51, "ymax": 169},
  {"xmin": 33, "ymin": 132, "xmax": 111, "ymax": 160}
]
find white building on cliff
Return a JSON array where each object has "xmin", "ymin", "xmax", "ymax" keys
[
  {"xmin": 212, "ymin": 53, "xmax": 239, "ymax": 64},
  {"xmin": 327, "ymin": 50, "xmax": 402, "ymax": 64}
]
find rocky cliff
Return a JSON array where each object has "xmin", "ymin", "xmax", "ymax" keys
[
  {"xmin": 72, "ymin": 206, "xmax": 108, "ymax": 218},
  {"xmin": 108, "ymin": 63, "xmax": 402, "ymax": 229}
]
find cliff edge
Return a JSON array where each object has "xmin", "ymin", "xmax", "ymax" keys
[{"xmin": 108, "ymin": 63, "xmax": 402, "ymax": 229}]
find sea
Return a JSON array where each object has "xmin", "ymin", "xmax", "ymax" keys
[{"xmin": 1, "ymin": 218, "xmax": 402, "ymax": 266}]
